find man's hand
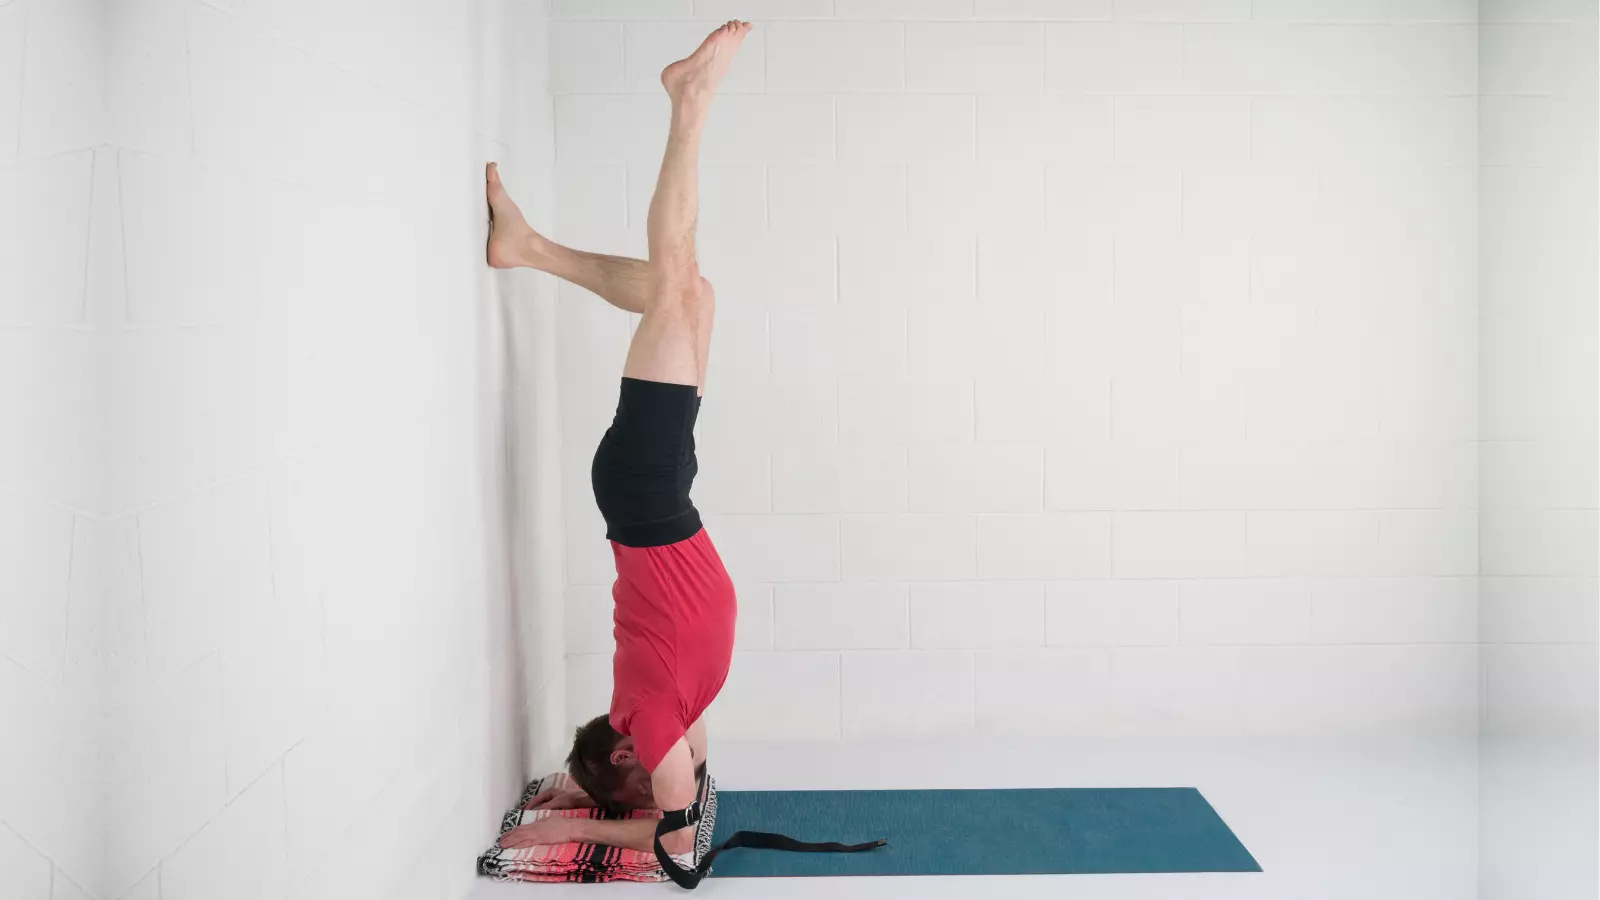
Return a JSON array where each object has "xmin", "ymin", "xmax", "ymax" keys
[
  {"xmin": 524, "ymin": 788, "xmax": 595, "ymax": 811},
  {"xmin": 520, "ymin": 786, "xmax": 561, "ymax": 810},
  {"xmin": 498, "ymin": 818, "xmax": 576, "ymax": 849}
]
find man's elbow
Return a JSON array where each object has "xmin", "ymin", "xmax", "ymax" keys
[{"xmin": 660, "ymin": 825, "xmax": 696, "ymax": 857}]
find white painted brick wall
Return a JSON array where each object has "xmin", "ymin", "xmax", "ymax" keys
[
  {"xmin": 707, "ymin": 651, "xmax": 841, "ymax": 739},
  {"xmin": 771, "ymin": 442, "xmax": 908, "ymax": 512},
  {"xmin": 0, "ymin": 2, "xmax": 553, "ymax": 899},
  {"xmin": 14, "ymin": 5, "xmax": 1590, "ymax": 895},
  {"xmin": 1478, "ymin": 14, "xmax": 1595, "ymax": 893},
  {"xmin": 841, "ymin": 514, "xmax": 977, "ymax": 581},
  {"xmin": 1047, "ymin": 23, "xmax": 1184, "ymax": 93},
  {"xmin": 905, "ymin": 23, "xmax": 1045, "ymax": 93},
  {"xmin": 909, "ymin": 581, "xmax": 1046, "ymax": 649},
  {"xmin": 541, "ymin": 7, "xmax": 1484, "ymax": 749},
  {"xmin": 775, "ymin": 582, "xmax": 909, "ymax": 649},
  {"xmin": 841, "ymin": 650, "xmax": 975, "ymax": 737},
  {"xmin": 2, "ymin": 1, "xmax": 108, "ymax": 896},
  {"xmin": 1046, "ymin": 580, "xmax": 1179, "ymax": 646}
]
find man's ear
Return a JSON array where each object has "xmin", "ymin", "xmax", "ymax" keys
[{"xmin": 609, "ymin": 747, "xmax": 636, "ymax": 767}]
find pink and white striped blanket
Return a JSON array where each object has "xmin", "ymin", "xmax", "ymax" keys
[{"xmin": 476, "ymin": 772, "xmax": 718, "ymax": 884}]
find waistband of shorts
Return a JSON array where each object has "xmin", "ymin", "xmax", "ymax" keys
[
  {"xmin": 619, "ymin": 376, "xmax": 701, "ymax": 401},
  {"xmin": 606, "ymin": 508, "xmax": 703, "ymax": 548}
]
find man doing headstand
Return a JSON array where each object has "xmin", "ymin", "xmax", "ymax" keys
[{"xmin": 487, "ymin": 21, "xmax": 752, "ymax": 859}]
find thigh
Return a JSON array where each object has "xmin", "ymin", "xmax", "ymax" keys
[
  {"xmin": 622, "ymin": 301, "xmax": 700, "ymax": 388},
  {"xmin": 691, "ymin": 289, "xmax": 715, "ymax": 397}
]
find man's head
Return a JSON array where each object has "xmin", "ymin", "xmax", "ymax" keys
[{"xmin": 566, "ymin": 714, "xmax": 655, "ymax": 813}]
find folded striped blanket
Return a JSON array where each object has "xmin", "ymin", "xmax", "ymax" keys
[{"xmin": 477, "ymin": 772, "xmax": 719, "ymax": 884}]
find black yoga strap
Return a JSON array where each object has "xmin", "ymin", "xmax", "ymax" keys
[{"xmin": 652, "ymin": 794, "xmax": 887, "ymax": 890}]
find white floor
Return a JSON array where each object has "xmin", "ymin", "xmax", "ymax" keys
[{"xmin": 469, "ymin": 738, "xmax": 1595, "ymax": 900}]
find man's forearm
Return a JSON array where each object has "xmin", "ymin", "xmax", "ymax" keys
[
  {"xmin": 568, "ymin": 817, "xmax": 658, "ymax": 853},
  {"xmin": 568, "ymin": 817, "xmax": 694, "ymax": 855}
]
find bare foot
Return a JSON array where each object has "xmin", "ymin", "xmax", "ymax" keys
[
  {"xmin": 486, "ymin": 161, "xmax": 541, "ymax": 269},
  {"xmin": 660, "ymin": 20, "xmax": 751, "ymax": 109}
]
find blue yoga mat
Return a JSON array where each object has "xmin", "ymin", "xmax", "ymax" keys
[{"xmin": 707, "ymin": 787, "xmax": 1260, "ymax": 878}]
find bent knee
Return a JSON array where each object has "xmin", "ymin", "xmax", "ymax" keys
[{"xmin": 652, "ymin": 275, "xmax": 713, "ymax": 315}]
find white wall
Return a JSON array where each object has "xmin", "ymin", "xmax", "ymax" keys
[
  {"xmin": 1476, "ymin": 2, "xmax": 1598, "ymax": 897},
  {"xmin": 552, "ymin": 1, "xmax": 1482, "ymax": 745},
  {"xmin": 1, "ymin": 0, "xmax": 106, "ymax": 898},
  {"xmin": 1478, "ymin": 0, "xmax": 1598, "ymax": 752},
  {"xmin": 496, "ymin": 1, "xmax": 571, "ymax": 780},
  {"xmin": 1, "ymin": 2, "xmax": 549, "ymax": 899}
]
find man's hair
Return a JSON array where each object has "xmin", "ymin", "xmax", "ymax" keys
[{"xmin": 566, "ymin": 714, "xmax": 628, "ymax": 814}]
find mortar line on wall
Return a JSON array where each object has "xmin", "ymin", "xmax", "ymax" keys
[
  {"xmin": 900, "ymin": 24, "xmax": 908, "ymax": 91},
  {"xmin": 1039, "ymin": 442, "xmax": 1047, "ymax": 512},
  {"xmin": 1, "ymin": 810, "xmax": 67, "ymax": 884},
  {"xmin": 0, "ymin": 649, "xmax": 47, "ymax": 685},
  {"xmin": 831, "ymin": 96, "xmax": 838, "ymax": 162},
  {"xmin": 903, "ymin": 581, "xmax": 912, "ymax": 649},
  {"xmin": 833, "ymin": 233, "xmax": 841, "ymax": 303},
  {"xmin": 76, "ymin": 149, "xmax": 96, "ymax": 324},
  {"xmin": 766, "ymin": 582, "xmax": 776, "ymax": 649},
  {"xmin": 971, "ymin": 375, "xmax": 977, "ymax": 441},
  {"xmin": 114, "ymin": 150, "xmax": 137, "ymax": 323},
  {"xmin": 1179, "ymin": 19, "xmax": 1188, "ymax": 79}
]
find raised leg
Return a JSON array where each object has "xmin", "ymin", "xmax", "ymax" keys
[
  {"xmin": 484, "ymin": 22, "xmax": 746, "ymax": 395},
  {"xmin": 487, "ymin": 162, "xmax": 652, "ymax": 315},
  {"xmin": 487, "ymin": 163, "xmax": 719, "ymax": 390},
  {"xmin": 621, "ymin": 20, "xmax": 749, "ymax": 396}
]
